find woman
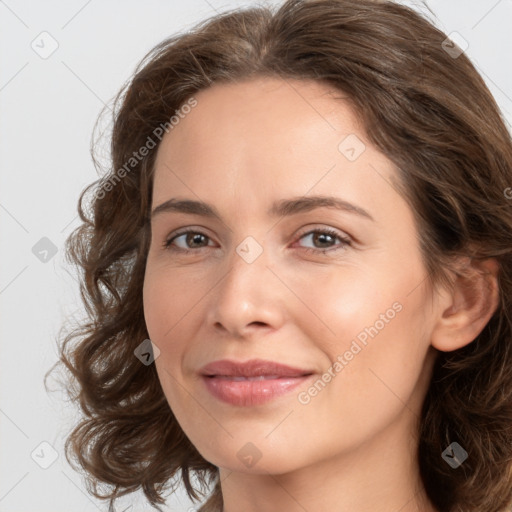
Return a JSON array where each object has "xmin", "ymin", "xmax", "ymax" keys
[{"xmin": 54, "ymin": 0, "xmax": 512, "ymax": 511}]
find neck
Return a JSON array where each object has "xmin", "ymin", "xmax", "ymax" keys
[{"xmin": 218, "ymin": 407, "xmax": 438, "ymax": 512}]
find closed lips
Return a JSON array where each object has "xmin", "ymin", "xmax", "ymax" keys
[
  {"xmin": 212, "ymin": 375, "xmax": 294, "ymax": 381},
  {"xmin": 200, "ymin": 359, "xmax": 316, "ymax": 407},
  {"xmin": 200, "ymin": 358, "xmax": 314, "ymax": 378}
]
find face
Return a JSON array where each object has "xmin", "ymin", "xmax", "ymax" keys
[{"xmin": 143, "ymin": 77, "xmax": 439, "ymax": 475}]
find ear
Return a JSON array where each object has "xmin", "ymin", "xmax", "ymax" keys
[{"xmin": 430, "ymin": 257, "xmax": 500, "ymax": 352}]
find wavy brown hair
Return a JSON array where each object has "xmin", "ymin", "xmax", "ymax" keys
[{"xmin": 47, "ymin": 0, "xmax": 512, "ymax": 510}]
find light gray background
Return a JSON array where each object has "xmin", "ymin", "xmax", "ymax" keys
[{"xmin": 1, "ymin": 1, "xmax": 511, "ymax": 511}]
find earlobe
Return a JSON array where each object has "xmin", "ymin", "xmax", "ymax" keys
[{"xmin": 430, "ymin": 258, "xmax": 500, "ymax": 352}]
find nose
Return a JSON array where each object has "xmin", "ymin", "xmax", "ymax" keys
[{"xmin": 206, "ymin": 242, "xmax": 286, "ymax": 339}]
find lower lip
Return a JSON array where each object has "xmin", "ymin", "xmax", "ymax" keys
[{"xmin": 201, "ymin": 375, "xmax": 313, "ymax": 406}]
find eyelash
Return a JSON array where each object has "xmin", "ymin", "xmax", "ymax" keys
[{"xmin": 162, "ymin": 227, "xmax": 351, "ymax": 255}]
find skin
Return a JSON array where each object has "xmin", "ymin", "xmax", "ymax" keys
[{"xmin": 142, "ymin": 77, "xmax": 499, "ymax": 512}]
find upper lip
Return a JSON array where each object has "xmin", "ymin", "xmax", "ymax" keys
[{"xmin": 200, "ymin": 359, "xmax": 314, "ymax": 378}]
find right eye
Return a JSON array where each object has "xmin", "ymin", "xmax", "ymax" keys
[{"xmin": 163, "ymin": 229, "xmax": 216, "ymax": 252}]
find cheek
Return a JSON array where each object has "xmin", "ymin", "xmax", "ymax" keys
[
  {"xmin": 289, "ymin": 254, "xmax": 431, "ymax": 398},
  {"xmin": 143, "ymin": 272, "xmax": 191, "ymax": 414},
  {"xmin": 143, "ymin": 262, "xmax": 199, "ymax": 332},
  {"xmin": 323, "ymin": 310, "xmax": 429, "ymax": 449},
  {"xmin": 143, "ymin": 265, "xmax": 215, "ymax": 384},
  {"xmin": 278, "ymin": 259, "xmax": 397, "ymax": 353},
  {"xmin": 143, "ymin": 269, "xmax": 188, "ymax": 361}
]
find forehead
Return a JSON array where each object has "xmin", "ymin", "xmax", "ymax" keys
[
  {"xmin": 155, "ymin": 78, "xmax": 371, "ymax": 170},
  {"xmin": 151, "ymin": 77, "xmax": 400, "ymax": 221},
  {"xmin": 161, "ymin": 77, "xmax": 362, "ymax": 144}
]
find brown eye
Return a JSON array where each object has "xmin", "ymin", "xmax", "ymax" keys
[
  {"xmin": 164, "ymin": 230, "xmax": 213, "ymax": 250},
  {"xmin": 295, "ymin": 228, "xmax": 351, "ymax": 253}
]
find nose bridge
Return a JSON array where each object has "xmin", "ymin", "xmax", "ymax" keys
[
  {"xmin": 219, "ymin": 235, "xmax": 270, "ymax": 305},
  {"xmin": 207, "ymin": 234, "xmax": 283, "ymax": 334}
]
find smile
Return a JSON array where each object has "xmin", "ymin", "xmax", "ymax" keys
[{"xmin": 198, "ymin": 358, "xmax": 315, "ymax": 406}]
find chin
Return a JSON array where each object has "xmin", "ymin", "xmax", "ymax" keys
[{"xmin": 193, "ymin": 435, "xmax": 310, "ymax": 475}]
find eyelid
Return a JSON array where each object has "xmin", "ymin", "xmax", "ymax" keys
[{"xmin": 294, "ymin": 224, "xmax": 351, "ymax": 241}]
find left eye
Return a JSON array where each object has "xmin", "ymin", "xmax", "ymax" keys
[{"xmin": 294, "ymin": 229, "xmax": 350, "ymax": 253}]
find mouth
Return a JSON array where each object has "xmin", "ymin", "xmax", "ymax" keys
[
  {"xmin": 199, "ymin": 358, "xmax": 313, "ymax": 378},
  {"xmin": 199, "ymin": 359, "xmax": 315, "ymax": 406},
  {"xmin": 205, "ymin": 375, "xmax": 311, "ymax": 381}
]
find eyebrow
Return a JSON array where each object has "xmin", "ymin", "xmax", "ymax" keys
[{"xmin": 151, "ymin": 195, "xmax": 374, "ymax": 222}]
